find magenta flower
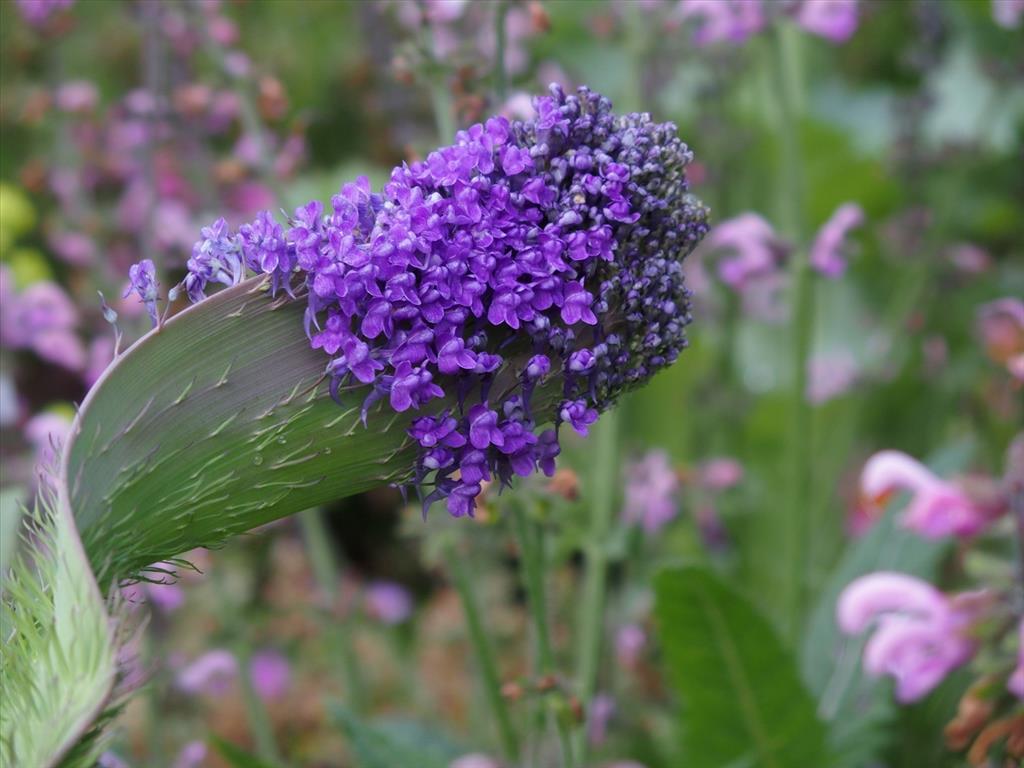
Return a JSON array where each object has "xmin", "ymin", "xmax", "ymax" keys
[
  {"xmin": 702, "ymin": 213, "xmax": 783, "ymax": 291},
  {"xmin": 623, "ymin": 450, "xmax": 679, "ymax": 534},
  {"xmin": 15, "ymin": 0, "xmax": 73, "ymax": 27},
  {"xmin": 364, "ymin": 581, "xmax": 413, "ymax": 625},
  {"xmin": 860, "ymin": 450, "xmax": 999, "ymax": 539},
  {"xmin": 1009, "ymin": 620, "xmax": 1024, "ymax": 699},
  {"xmin": 250, "ymin": 649, "xmax": 291, "ymax": 701},
  {"xmin": 794, "ymin": 0, "xmax": 859, "ymax": 43},
  {"xmin": 176, "ymin": 649, "xmax": 238, "ymax": 696},
  {"xmin": 676, "ymin": 0, "xmax": 765, "ymax": 46},
  {"xmin": 809, "ymin": 202, "xmax": 863, "ymax": 278},
  {"xmin": 837, "ymin": 572, "xmax": 980, "ymax": 702}
]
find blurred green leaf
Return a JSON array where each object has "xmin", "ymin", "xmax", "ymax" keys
[
  {"xmin": 331, "ymin": 706, "xmax": 464, "ymax": 768},
  {"xmin": 210, "ymin": 735, "xmax": 281, "ymax": 768},
  {"xmin": 0, "ymin": 485, "xmax": 25, "ymax": 581},
  {"xmin": 654, "ymin": 566, "xmax": 828, "ymax": 768}
]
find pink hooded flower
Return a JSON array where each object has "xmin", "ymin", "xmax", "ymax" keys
[
  {"xmin": 837, "ymin": 572, "xmax": 980, "ymax": 702},
  {"xmin": 676, "ymin": 0, "xmax": 765, "ymax": 46},
  {"xmin": 860, "ymin": 450, "xmax": 995, "ymax": 538},
  {"xmin": 794, "ymin": 0, "xmax": 859, "ymax": 43},
  {"xmin": 809, "ymin": 202, "xmax": 863, "ymax": 278},
  {"xmin": 702, "ymin": 213, "xmax": 783, "ymax": 291}
]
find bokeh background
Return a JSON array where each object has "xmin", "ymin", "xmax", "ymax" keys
[{"xmin": 1, "ymin": 1, "xmax": 1022, "ymax": 767}]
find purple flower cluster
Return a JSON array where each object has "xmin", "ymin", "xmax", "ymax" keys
[{"xmin": 182, "ymin": 85, "xmax": 708, "ymax": 516}]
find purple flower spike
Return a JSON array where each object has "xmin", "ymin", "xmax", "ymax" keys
[
  {"xmin": 123, "ymin": 259, "xmax": 160, "ymax": 327},
  {"xmin": 176, "ymin": 85, "xmax": 708, "ymax": 516}
]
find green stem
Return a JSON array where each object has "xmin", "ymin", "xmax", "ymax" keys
[
  {"xmin": 773, "ymin": 22, "xmax": 813, "ymax": 641},
  {"xmin": 299, "ymin": 508, "xmax": 366, "ymax": 714},
  {"xmin": 572, "ymin": 409, "xmax": 619, "ymax": 764},
  {"xmin": 511, "ymin": 504, "xmax": 574, "ymax": 768},
  {"xmin": 445, "ymin": 540, "xmax": 520, "ymax": 761},
  {"xmin": 429, "ymin": 78, "xmax": 456, "ymax": 144},
  {"xmin": 494, "ymin": 0, "xmax": 509, "ymax": 104},
  {"xmin": 233, "ymin": 642, "xmax": 283, "ymax": 765}
]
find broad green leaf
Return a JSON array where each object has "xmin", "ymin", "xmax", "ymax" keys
[
  {"xmin": 331, "ymin": 706, "xmax": 464, "ymax": 768},
  {"xmin": 654, "ymin": 566, "xmax": 828, "ymax": 768}
]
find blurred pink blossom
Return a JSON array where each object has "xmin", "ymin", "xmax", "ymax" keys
[
  {"xmin": 48, "ymin": 230, "xmax": 96, "ymax": 266},
  {"xmin": 1009, "ymin": 620, "xmax": 1024, "ymax": 699},
  {"xmin": 699, "ymin": 457, "xmax": 744, "ymax": 490},
  {"xmin": 977, "ymin": 298, "xmax": 1024, "ymax": 381},
  {"xmin": 837, "ymin": 572, "xmax": 982, "ymax": 702},
  {"xmin": 623, "ymin": 450, "xmax": 679, "ymax": 534},
  {"xmin": 703, "ymin": 213, "xmax": 783, "ymax": 291},
  {"xmin": 365, "ymin": 581, "xmax": 413, "ymax": 624},
  {"xmin": 172, "ymin": 741, "xmax": 208, "ymax": 768},
  {"xmin": 860, "ymin": 450, "xmax": 997, "ymax": 538},
  {"xmin": 615, "ymin": 624, "xmax": 647, "ymax": 669},
  {"xmin": 55, "ymin": 80, "xmax": 99, "ymax": 113},
  {"xmin": 676, "ymin": 0, "xmax": 765, "ymax": 46},
  {"xmin": 449, "ymin": 755, "xmax": 501, "ymax": 768},
  {"xmin": 16, "ymin": 0, "xmax": 73, "ymax": 27},
  {"xmin": 809, "ymin": 202, "xmax": 863, "ymax": 278},
  {"xmin": 993, "ymin": 0, "xmax": 1024, "ymax": 28},
  {"xmin": 946, "ymin": 243, "xmax": 991, "ymax": 275},
  {"xmin": 588, "ymin": 692, "xmax": 616, "ymax": 745},
  {"xmin": 176, "ymin": 649, "xmax": 238, "ymax": 695},
  {"xmin": 250, "ymin": 649, "xmax": 292, "ymax": 701},
  {"xmin": 24, "ymin": 410, "xmax": 72, "ymax": 469},
  {"xmin": 806, "ymin": 352, "xmax": 859, "ymax": 404},
  {"xmin": 794, "ymin": 0, "xmax": 859, "ymax": 43}
]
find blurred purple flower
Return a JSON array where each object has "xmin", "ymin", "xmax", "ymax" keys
[
  {"xmin": 588, "ymin": 692, "xmax": 616, "ymax": 745},
  {"xmin": 24, "ymin": 410, "xmax": 72, "ymax": 470},
  {"xmin": 977, "ymin": 298, "xmax": 1024, "ymax": 381},
  {"xmin": 837, "ymin": 572, "xmax": 982, "ymax": 702},
  {"xmin": 794, "ymin": 0, "xmax": 859, "ymax": 43},
  {"xmin": 861, "ymin": 450, "xmax": 1000, "ymax": 539},
  {"xmin": 703, "ymin": 213, "xmax": 783, "ymax": 291},
  {"xmin": 16, "ymin": 0, "xmax": 73, "ymax": 26},
  {"xmin": 809, "ymin": 202, "xmax": 863, "ymax": 278},
  {"xmin": 449, "ymin": 755, "xmax": 501, "ymax": 768},
  {"xmin": 172, "ymin": 741, "xmax": 208, "ymax": 768},
  {"xmin": 97, "ymin": 753, "xmax": 130, "ymax": 768},
  {"xmin": 615, "ymin": 624, "xmax": 647, "ymax": 669},
  {"xmin": 806, "ymin": 352, "xmax": 859, "ymax": 404},
  {"xmin": 47, "ymin": 230, "xmax": 96, "ymax": 267},
  {"xmin": 123, "ymin": 259, "xmax": 161, "ymax": 327},
  {"xmin": 250, "ymin": 649, "xmax": 291, "ymax": 701},
  {"xmin": 623, "ymin": 450, "xmax": 679, "ymax": 534},
  {"xmin": 365, "ymin": 581, "xmax": 413, "ymax": 625},
  {"xmin": 176, "ymin": 649, "xmax": 238, "ymax": 696},
  {"xmin": 945, "ymin": 243, "xmax": 991, "ymax": 275},
  {"xmin": 676, "ymin": 0, "xmax": 765, "ymax": 46},
  {"xmin": 993, "ymin": 0, "xmax": 1024, "ymax": 28},
  {"xmin": 1, "ymin": 278, "xmax": 86, "ymax": 372}
]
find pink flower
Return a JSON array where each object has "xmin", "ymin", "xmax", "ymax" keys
[
  {"xmin": 702, "ymin": 213, "xmax": 783, "ymax": 291},
  {"xmin": 860, "ymin": 450, "xmax": 995, "ymax": 539},
  {"xmin": 676, "ymin": 0, "xmax": 765, "ymax": 46},
  {"xmin": 172, "ymin": 741, "xmax": 208, "ymax": 768},
  {"xmin": 449, "ymin": 755, "xmax": 501, "ymax": 768},
  {"xmin": 365, "ymin": 581, "xmax": 413, "ymax": 625},
  {"xmin": 806, "ymin": 351, "xmax": 859, "ymax": 404},
  {"xmin": 176, "ymin": 649, "xmax": 238, "ymax": 695},
  {"xmin": 1, "ymin": 280, "xmax": 85, "ymax": 371},
  {"xmin": 623, "ymin": 450, "xmax": 679, "ymax": 534},
  {"xmin": 977, "ymin": 298, "xmax": 1024, "ymax": 381},
  {"xmin": 699, "ymin": 457, "xmax": 744, "ymax": 490},
  {"xmin": 588, "ymin": 692, "xmax": 616, "ymax": 745},
  {"xmin": 993, "ymin": 0, "xmax": 1024, "ymax": 28},
  {"xmin": 809, "ymin": 202, "xmax": 863, "ymax": 278},
  {"xmin": 794, "ymin": 0, "xmax": 859, "ymax": 43},
  {"xmin": 24, "ymin": 410, "xmax": 72, "ymax": 469},
  {"xmin": 946, "ymin": 243, "xmax": 991, "ymax": 275},
  {"xmin": 615, "ymin": 624, "xmax": 647, "ymax": 668},
  {"xmin": 837, "ymin": 572, "xmax": 980, "ymax": 702},
  {"xmin": 54, "ymin": 80, "xmax": 98, "ymax": 113},
  {"xmin": 1009, "ymin": 620, "xmax": 1024, "ymax": 699},
  {"xmin": 250, "ymin": 649, "xmax": 291, "ymax": 701}
]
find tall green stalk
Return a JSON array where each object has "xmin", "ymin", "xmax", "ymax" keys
[
  {"xmin": 299, "ymin": 508, "xmax": 367, "ymax": 714},
  {"xmin": 512, "ymin": 504, "xmax": 574, "ymax": 768},
  {"xmin": 572, "ymin": 409, "xmax": 620, "ymax": 764},
  {"xmin": 444, "ymin": 541, "xmax": 520, "ymax": 761},
  {"xmin": 773, "ymin": 22, "xmax": 814, "ymax": 641}
]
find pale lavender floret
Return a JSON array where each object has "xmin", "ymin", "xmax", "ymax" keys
[
  {"xmin": 365, "ymin": 581, "xmax": 413, "ymax": 624},
  {"xmin": 250, "ymin": 649, "xmax": 291, "ymax": 700},
  {"xmin": 809, "ymin": 202, "xmax": 863, "ymax": 278},
  {"xmin": 795, "ymin": 0, "xmax": 860, "ymax": 43},
  {"xmin": 123, "ymin": 258, "xmax": 160, "ymax": 327},
  {"xmin": 622, "ymin": 450, "xmax": 679, "ymax": 534},
  {"xmin": 185, "ymin": 217, "xmax": 245, "ymax": 302},
  {"xmin": 179, "ymin": 86, "xmax": 707, "ymax": 517}
]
